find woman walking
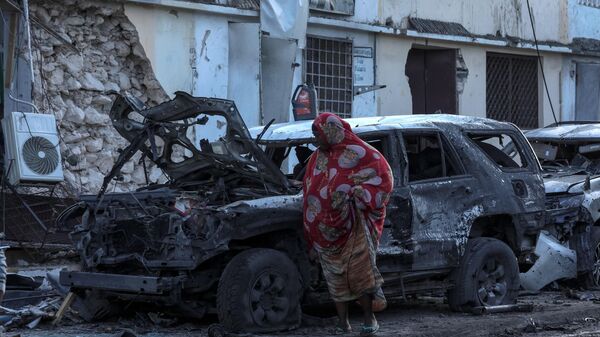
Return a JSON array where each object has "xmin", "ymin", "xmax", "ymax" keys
[{"xmin": 303, "ymin": 113, "xmax": 393, "ymax": 336}]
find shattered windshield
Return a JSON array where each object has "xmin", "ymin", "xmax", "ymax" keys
[{"xmin": 530, "ymin": 140, "xmax": 600, "ymax": 174}]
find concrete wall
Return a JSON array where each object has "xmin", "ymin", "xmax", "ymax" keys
[
  {"xmin": 125, "ymin": 3, "xmax": 266, "ymax": 129},
  {"xmin": 125, "ymin": 4, "xmax": 233, "ymax": 99},
  {"xmin": 568, "ymin": 0, "xmax": 600, "ymax": 39},
  {"xmin": 124, "ymin": 0, "xmax": 571, "ymax": 128},
  {"xmin": 124, "ymin": 5, "xmax": 196, "ymax": 96},
  {"xmin": 379, "ymin": 0, "xmax": 568, "ymax": 43},
  {"xmin": 376, "ymin": 35, "xmax": 561, "ymax": 127}
]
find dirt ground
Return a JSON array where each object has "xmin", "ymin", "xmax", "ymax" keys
[{"xmin": 11, "ymin": 291, "xmax": 600, "ymax": 337}]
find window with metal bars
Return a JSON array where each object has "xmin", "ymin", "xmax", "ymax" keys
[
  {"xmin": 309, "ymin": 0, "xmax": 355, "ymax": 15},
  {"xmin": 486, "ymin": 53, "xmax": 539, "ymax": 129},
  {"xmin": 305, "ymin": 36, "xmax": 353, "ymax": 118}
]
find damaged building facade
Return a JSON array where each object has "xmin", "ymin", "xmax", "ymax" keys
[
  {"xmin": 2, "ymin": 0, "xmax": 600, "ymax": 197},
  {"xmin": 121, "ymin": 0, "xmax": 600, "ymax": 135}
]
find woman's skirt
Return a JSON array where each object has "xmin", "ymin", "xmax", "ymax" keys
[{"xmin": 318, "ymin": 212, "xmax": 384, "ymax": 304}]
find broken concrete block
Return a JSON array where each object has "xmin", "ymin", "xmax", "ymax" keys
[
  {"xmin": 64, "ymin": 16, "xmax": 85, "ymax": 26},
  {"xmin": 49, "ymin": 68, "xmax": 64, "ymax": 86},
  {"xmin": 81, "ymin": 73, "xmax": 105, "ymax": 91},
  {"xmin": 121, "ymin": 160, "xmax": 134, "ymax": 174},
  {"xmin": 119, "ymin": 73, "xmax": 131, "ymax": 90},
  {"xmin": 85, "ymin": 138, "xmax": 104, "ymax": 153},
  {"xmin": 104, "ymin": 82, "xmax": 120, "ymax": 93},
  {"xmin": 64, "ymin": 101, "xmax": 86, "ymax": 124},
  {"xmin": 63, "ymin": 54, "xmax": 84, "ymax": 75},
  {"xmin": 83, "ymin": 106, "xmax": 109, "ymax": 125},
  {"xmin": 92, "ymin": 95, "xmax": 113, "ymax": 105},
  {"xmin": 63, "ymin": 131, "xmax": 90, "ymax": 144},
  {"xmin": 66, "ymin": 78, "xmax": 82, "ymax": 91}
]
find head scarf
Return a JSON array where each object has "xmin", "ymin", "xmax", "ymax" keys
[{"xmin": 302, "ymin": 113, "xmax": 393, "ymax": 251}]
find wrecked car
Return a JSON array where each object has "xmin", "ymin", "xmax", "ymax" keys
[
  {"xmin": 525, "ymin": 122, "xmax": 600, "ymax": 288},
  {"xmin": 58, "ymin": 94, "xmax": 546, "ymax": 332}
]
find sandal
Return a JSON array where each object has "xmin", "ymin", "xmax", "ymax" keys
[
  {"xmin": 332, "ymin": 325, "xmax": 352, "ymax": 335},
  {"xmin": 360, "ymin": 323, "xmax": 380, "ymax": 336}
]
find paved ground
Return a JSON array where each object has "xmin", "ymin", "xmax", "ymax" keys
[{"xmin": 10, "ymin": 291, "xmax": 600, "ymax": 337}]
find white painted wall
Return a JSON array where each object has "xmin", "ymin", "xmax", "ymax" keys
[
  {"xmin": 125, "ymin": 4, "xmax": 234, "ymax": 99},
  {"xmin": 192, "ymin": 16, "xmax": 229, "ymax": 98},
  {"xmin": 125, "ymin": 3, "xmax": 264, "ymax": 120},
  {"xmin": 125, "ymin": 4, "xmax": 196, "ymax": 96},
  {"xmin": 376, "ymin": 35, "xmax": 561, "ymax": 127},
  {"xmin": 539, "ymin": 53, "xmax": 562, "ymax": 126},
  {"xmin": 568, "ymin": 0, "xmax": 600, "ymax": 39},
  {"xmin": 379, "ymin": 0, "xmax": 568, "ymax": 43},
  {"xmin": 352, "ymin": 0, "xmax": 379, "ymax": 23}
]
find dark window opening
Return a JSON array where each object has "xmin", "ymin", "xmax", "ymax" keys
[
  {"xmin": 468, "ymin": 133, "xmax": 527, "ymax": 169},
  {"xmin": 486, "ymin": 53, "xmax": 539, "ymax": 129},
  {"xmin": 403, "ymin": 132, "xmax": 462, "ymax": 182},
  {"xmin": 305, "ymin": 36, "xmax": 353, "ymax": 118},
  {"xmin": 405, "ymin": 47, "xmax": 457, "ymax": 115}
]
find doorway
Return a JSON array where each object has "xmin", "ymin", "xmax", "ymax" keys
[{"xmin": 405, "ymin": 47, "xmax": 457, "ymax": 115}]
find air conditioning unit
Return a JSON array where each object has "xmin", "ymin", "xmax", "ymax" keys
[{"xmin": 2, "ymin": 112, "xmax": 63, "ymax": 185}]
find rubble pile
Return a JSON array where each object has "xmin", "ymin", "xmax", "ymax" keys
[{"xmin": 28, "ymin": 0, "xmax": 169, "ymax": 196}]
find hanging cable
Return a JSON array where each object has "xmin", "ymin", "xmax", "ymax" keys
[
  {"xmin": 22, "ymin": 0, "xmax": 35, "ymax": 85},
  {"xmin": 525, "ymin": 0, "xmax": 558, "ymax": 124}
]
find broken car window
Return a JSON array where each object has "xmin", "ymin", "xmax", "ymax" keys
[
  {"xmin": 403, "ymin": 132, "xmax": 462, "ymax": 182},
  {"xmin": 468, "ymin": 133, "xmax": 526, "ymax": 169},
  {"xmin": 531, "ymin": 140, "xmax": 600, "ymax": 173}
]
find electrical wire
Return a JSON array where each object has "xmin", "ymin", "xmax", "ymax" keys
[
  {"xmin": 525, "ymin": 0, "xmax": 559, "ymax": 125},
  {"xmin": 22, "ymin": 0, "xmax": 34, "ymax": 85}
]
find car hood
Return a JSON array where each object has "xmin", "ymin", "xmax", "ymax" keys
[
  {"xmin": 542, "ymin": 167, "xmax": 600, "ymax": 194},
  {"xmin": 543, "ymin": 172, "xmax": 587, "ymax": 194},
  {"xmin": 100, "ymin": 92, "xmax": 292, "ymax": 196}
]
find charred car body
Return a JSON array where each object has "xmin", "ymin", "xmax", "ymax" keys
[
  {"xmin": 525, "ymin": 122, "xmax": 600, "ymax": 288},
  {"xmin": 59, "ymin": 93, "xmax": 545, "ymax": 331}
]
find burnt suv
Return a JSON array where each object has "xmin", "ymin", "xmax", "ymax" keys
[{"xmin": 59, "ymin": 93, "xmax": 545, "ymax": 332}]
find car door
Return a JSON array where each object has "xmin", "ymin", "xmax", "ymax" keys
[
  {"xmin": 356, "ymin": 132, "xmax": 414, "ymax": 273},
  {"xmin": 387, "ymin": 129, "xmax": 481, "ymax": 272}
]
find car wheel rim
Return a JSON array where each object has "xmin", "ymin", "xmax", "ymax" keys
[
  {"xmin": 592, "ymin": 241, "xmax": 600, "ymax": 287},
  {"xmin": 249, "ymin": 271, "xmax": 289, "ymax": 326},
  {"xmin": 476, "ymin": 258, "xmax": 508, "ymax": 306}
]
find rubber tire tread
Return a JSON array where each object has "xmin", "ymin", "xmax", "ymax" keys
[
  {"xmin": 448, "ymin": 237, "xmax": 519, "ymax": 312},
  {"xmin": 217, "ymin": 248, "xmax": 302, "ymax": 332}
]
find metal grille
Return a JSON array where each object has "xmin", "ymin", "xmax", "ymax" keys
[
  {"xmin": 579, "ymin": 0, "xmax": 600, "ymax": 8},
  {"xmin": 1, "ymin": 193, "xmax": 74, "ymax": 245},
  {"xmin": 486, "ymin": 53, "xmax": 539, "ymax": 129},
  {"xmin": 305, "ymin": 36, "xmax": 353, "ymax": 118}
]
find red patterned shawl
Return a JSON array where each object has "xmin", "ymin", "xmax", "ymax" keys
[{"xmin": 302, "ymin": 113, "xmax": 393, "ymax": 251}]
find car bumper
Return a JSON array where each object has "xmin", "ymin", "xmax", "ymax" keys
[{"xmin": 59, "ymin": 271, "xmax": 182, "ymax": 295}]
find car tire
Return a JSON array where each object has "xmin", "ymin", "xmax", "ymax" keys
[
  {"xmin": 578, "ymin": 227, "xmax": 600, "ymax": 289},
  {"xmin": 448, "ymin": 237, "xmax": 520, "ymax": 311},
  {"xmin": 217, "ymin": 248, "xmax": 302, "ymax": 333}
]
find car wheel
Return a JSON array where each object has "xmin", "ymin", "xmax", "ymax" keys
[
  {"xmin": 448, "ymin": 237, "xmax": 519, "ymax": 311},
  {"xmin": 578, "ymin": 227, "xmax": 600, "ymax": 289},
  {"xmin": 217, "ymin": 248, "xmax": 302, "ymax": 333}
]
